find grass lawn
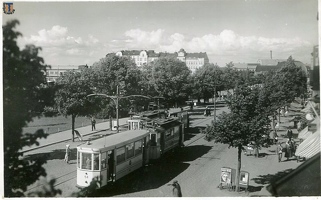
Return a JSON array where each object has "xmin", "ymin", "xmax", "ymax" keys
[{"xmin": 23, "ymin": 115, "xmax": 109, "ymax": 135}]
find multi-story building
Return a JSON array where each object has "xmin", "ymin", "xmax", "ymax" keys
[
  {"xmin": 115, "ymin": 48, "xmax": 209, "ymax": 73},
  {"xmin": 46, "ymin": 65, "xmax": 87, "ymax": 82}
]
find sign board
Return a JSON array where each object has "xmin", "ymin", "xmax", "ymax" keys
[
  {"xmin": 239, "ymin": 171, "xmax": 250, "ymax": 189},
  {"xmin": 220, "ymin": 167, "xmax": 236, "ymax": 186},
  {"xmin": 112, "ymin": 120, "xmax": 118, "ymax": 131}
]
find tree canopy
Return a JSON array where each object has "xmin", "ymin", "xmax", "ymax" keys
[
  {"xmin": 143, "ymin": 57, "xmax": 192, "ymax": 107},
  {"xmin": 3, "ymin": 19, "xmax": 60, "ymax": 197}
]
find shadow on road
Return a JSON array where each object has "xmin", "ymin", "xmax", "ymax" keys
[
  {"xmin": 24, "ymin": 148, "xmax": 78, "ymax": 161},
  {"xmin": 251, "ymin": 168, "xmax": 294, "ymax": 185},
  {"xmin": 92, "ymin": 145, "xmax": 212, "ymax": 197}
]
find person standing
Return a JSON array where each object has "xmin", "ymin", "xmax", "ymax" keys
[
  {"xmin": 276, "ymin": 142, "xmax": 283, "ymax": 162},
  {"xmin": 168, "ymin": 180, "xmax": 182, "ymax": 197},
  {"xmin": 91, "ymin": 117, "xmax": 96, "ymax": 131},
  {"xmin": 64, "ymin": 144, "xmax": 70, "ymax": 164},
  {"xmin": 285, "ymin": 139, "xmax": 291, "ymax": 160}
]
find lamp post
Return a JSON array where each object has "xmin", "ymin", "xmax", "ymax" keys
[{"xmin": 87, "ymin": 86, "xmax": 151, "ymax": 133}]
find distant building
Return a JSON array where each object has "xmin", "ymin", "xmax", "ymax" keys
[
  {"xmin": 114, "ymin": 48, "xmax": 209, "ymax": 73},
  {"xmin": 233, "ymin": 63, "xmax": 258, "ymax": 71},
  {"xmin": 257, "ymin": 59, "xmax": 287, "ymax": 66},
  {"xmin": 46, "ymin": 65, "xmax": 88, "ymax": 82}
]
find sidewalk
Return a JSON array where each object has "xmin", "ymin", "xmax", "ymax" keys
[
  {"xmin": 21, "ymin": 117, "xmax": 130, "ymax": 153},
  {"xmin": 21, "ymin": 108, "xmax": 187, "ymax": 153}
]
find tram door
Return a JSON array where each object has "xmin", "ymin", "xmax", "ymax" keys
[{"xmin": 107, "ymin": 150, "xmax": 115, "ymax": 182}]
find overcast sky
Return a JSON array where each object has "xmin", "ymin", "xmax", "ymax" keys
[{"xmin": 2, "ymin": 0, "xmax": 319, "ymax": 67}]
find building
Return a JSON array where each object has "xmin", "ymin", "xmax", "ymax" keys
[
  {"xmin": 115, "ymin": 48, "xmax": 209, "ymax": 73},
  {"xmin": 233, "ymin": 63, "xmax": 258, "ymax": 71},
  {"xmin": 46, "ymin": 65, "xmax": 87, "ymax": 82},
  {"xmin": 257, "ymin": 59, "xmax": 287, "ymax": 66}
]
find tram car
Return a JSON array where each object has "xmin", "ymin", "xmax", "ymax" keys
[
  {"xmin": 128, "ymin": 114, "xmax": 185, "ymax": 160},
  {"xmin": 168, "ymin": 110, "xmax": 189, "ymax": 129},
  {"xmin": 76, "ymin": 129, "xmax": 150, "ymax": 188}
]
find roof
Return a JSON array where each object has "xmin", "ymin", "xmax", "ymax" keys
[
  {"xmin": 121, "ymin": 50, "xmax": 141, "ymax": 56},
  {"xmin": 255, "ymin": 65, "xmax": 281, "ymax": 72},
  {"xmin": 257, "ymin": 59, "xmax": 287, "ymax": 65},
  {"xmin": 48, "ymin": 65, "xmax": 80, "ymax": 69},
  {"xmin": 77, "ymin": 129, "xmax": 149, "ymax": 151},
  {"xmin": 186, "ymin": 52, "xmax": 208, "ymax": 59}
]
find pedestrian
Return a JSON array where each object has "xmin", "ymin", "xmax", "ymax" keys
[
  {"xmin": 91, "ymin": 117, "xmax": 96, "ymax": 131},
  {"xmin": 276, "ymin": 142, "xmax": 283, "ymax": 162},
  {"xmin": 285, "ymin": 139, "xmax": 291, "ymax": 160},
  {"xmin": 64, "ymin": 144, "xmax": 70, "ymax": 164},
  {"xmin": 168, "ymin": 180, "xmax": 182, "ymax": 197},
  {"xmin": 74, "ymin": 129, "xmax": 83, "ymax": 141},
  {"xmin": 287, "ymin": 129, "xmax": 293, "ymax": 139}
]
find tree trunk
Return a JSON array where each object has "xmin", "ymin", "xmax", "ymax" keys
[
  {"xmin": 278, "ymin": 108, "xmax": 281, "ymax": 124},
  {"xmin": 236, "ymin": 145, "xmax": 242, "ymax": 192},
  {"xmin": 71, "ymin": 114, "xmax": 75, "ymax": 142}
]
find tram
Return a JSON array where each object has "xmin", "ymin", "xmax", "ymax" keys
[
  {"xmin": 76, "ymin": 129, "xmax": 150, "ymax": 188},
  {"xmin": 127, "ymin": 113, "xmax": 186, "ymax": 160}
]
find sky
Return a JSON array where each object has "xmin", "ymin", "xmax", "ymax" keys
[{"xmin": 2, "ymin": 0, "xmax": 319, "ymax": 67}]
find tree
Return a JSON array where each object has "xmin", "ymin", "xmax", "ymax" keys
[
  {"xmin": 143, "ymin": 58, "xmax": 192, "ymax": 107},
  {"xmin": 3, "ymin": 20, "xmax": 60, "ymax": 197},
  {"xmin": 192, "ymin": 63, "xmax": 224, "ymax": 103},
  {"xmin": 91, "ymin": 55, "xmax": 146, "ymax": 117},
  {"xmin": 203, "ymin": 84, "xmax": 271, "ymax": 191},
  {"xmin": 54, "ymin": 68, "xmax": 100, "ymax": 142}
]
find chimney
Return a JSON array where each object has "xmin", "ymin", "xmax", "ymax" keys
[{"xmin": 270, "ymin": 50, "xmax": 272, "ymax": 59}]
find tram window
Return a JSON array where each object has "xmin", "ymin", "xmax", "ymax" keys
[
  {"xmin": 126, "ymin": 143, "xmax": 134, "ymax": 159},
  {"xmin": 134, "ymin": 140, "xmax": 142, "ymax": 155},
  {"xmin": 116, "ymin": 147, "xmax": 125, "ymax": 164},
  {"xmin": 101, "ymin": 152, "xmax": 107, "ymax": 170},
  {"xmin": 166, "ymin": 129, "xmax": 174, "ymax": 138},
  {"xmin": 174, "ymin": 127, "xmax": 179, "ymax": 135},
  {"xmin": 151, "ymin": 134, "xmax": 157, "ymax": 146},
  {"xmin": 82, "ymin": 153, "xmax": 92, "ymax": 170},
  {"xmin": 93, "ymin": 154, "xmax": 99, "ymax": 170}
]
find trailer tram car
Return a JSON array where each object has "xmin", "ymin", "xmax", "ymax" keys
[
  {"xmin": 128, "ymin": 114, "xmax": 185, "ymax": 160},
  {"xmin": 76, "ymin": 129, "xmax": 150, "ymax": 188}
]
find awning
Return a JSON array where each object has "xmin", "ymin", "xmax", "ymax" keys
[
  {"xmin": 295, "ymin": 129, "xmax": 320, "ymax": 159},
  {"xmin": 298, "ymin": 126, "xmax": 313, "ymax": 140}
]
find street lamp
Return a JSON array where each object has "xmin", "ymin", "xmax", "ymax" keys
[{"xmin": 87, "ymin": 86, "xmax": 151, "ymax": 133}]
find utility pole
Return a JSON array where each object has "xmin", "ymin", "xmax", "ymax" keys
[
  {"xmin": 116, "ymin": 85, "xmax": 119, "ymax": 133},
  {"xmin": 214, "ymin": 86, "xmax": 216, "ymax": 123}
]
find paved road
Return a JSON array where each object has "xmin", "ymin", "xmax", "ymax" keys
[{"xmin": 24, "ymin": 104, "xmax": 303, "ymax": 197}]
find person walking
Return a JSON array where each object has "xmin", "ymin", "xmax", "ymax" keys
[
  {"xmin": 91, "ymin": 117, "xmax": 96, "ymax": 131},
  {"xmin": 276, "ymin": 142, "xmax": 283, "ymax": 162},
  {"xmin": 168, "ymin": 180, "xmax": 182, "ymax": 197},
  {"xmin": 74, "ymin": 129, "xmax": 83, "ymax": 141},
  {"xmin": 64, "ymin": 144, "xmax": 70, "ymax": 164}
]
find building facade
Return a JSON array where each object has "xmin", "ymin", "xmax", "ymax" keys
[
  {"xmin": 115, "ymin": 48, "xmax": 209, "ymax": 73},
  {"xmin": 46, "ymin": 65, "xmax": 87, "ymax": 82}
]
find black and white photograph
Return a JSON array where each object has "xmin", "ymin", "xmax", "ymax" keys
[{"xmin": 2, "ymin": 0, "xmax": 320, "ymax": 198}]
